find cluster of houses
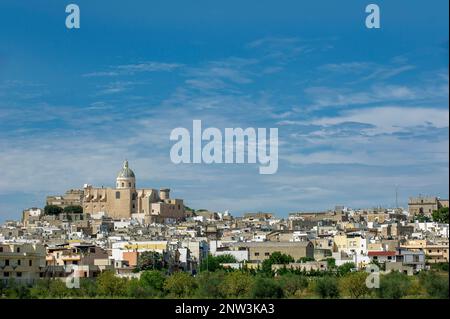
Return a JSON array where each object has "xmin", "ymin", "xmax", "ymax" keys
[
  {"xmin": 1, "ymin": 199, "xmax": 448, "ymax": 284},
  {"xmin": 1, "ymin": 161, "xmax": 448, "ymax": 284}
]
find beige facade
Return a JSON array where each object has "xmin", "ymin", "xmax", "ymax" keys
[
  {"xmin": 0, "ymin": 243, "xmax": 46, "ymax": 283},
  {"xmin": 408, "ymin": 196, "xmax": 448, "ymax": 217},
  {"xmin": 401, "ymin": 240, "xmax": 449, "ymax": 263},
  {"xmin": 82, "ymin": 161, "xmax": 186, "ymax": 222},
  {"xmin": 46, "ymin": 189, "xmax": 84, "ymax": 208},
  {"xmin": 230, "ymin": 241, "xmax": 314, "ymax": 263}
]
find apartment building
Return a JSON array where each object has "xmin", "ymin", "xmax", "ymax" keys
[{"xmin": 0, "ymin": 243, "xmax": 46, "ymax": 283}]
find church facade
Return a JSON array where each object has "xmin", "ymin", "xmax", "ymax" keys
[{"xmin": 82, "ymin": 161, "xmax": 186, "ymax": 223}]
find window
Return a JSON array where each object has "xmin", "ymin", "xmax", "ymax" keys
[
  {"xmin": 16, "ymin": 272, "xmax": 22, "ymax": 277},
  {"xmin": 0, "ymin": 247, "xmax": 3, "ymax": 252},
  {"xmin": 128, "ymin": 183, "xmax": 131, "ymax": 187},
  {"xmin": 18, "ymin": 260, "xmax": 21, "ymax": 266},
  {"xmin": 116, "ymin": 192, "xmax": 120, "ymax": 199},
  {"xmin": 29, "ymin": 260, "xmax": 32, "ymax": 267},
  {"xmin": 121, "ymin": 183, "xmax": 124, "ymax": 187},
  {"xmin": 16, "ymin": 247, "xmax": 20, "ymax": 253},
  {"xmin": 265, "ymin": 252, "xmax": 270, "ymax": 256},
  {"xmin": 254, "ymin": 252, "xmax": 260, "ymax": 256},
  {"xmin": 5, "ymin": 259, "xmax": 9, "ymax": 266},
  {"xmin": 4, "ymin": 272, "xmax": 9, "ymax": 277}
]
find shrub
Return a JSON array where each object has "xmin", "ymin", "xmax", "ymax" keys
[
  {"xmin": 251, "ymin": 276, "xmax": 284, "ymax": 299},
  {"xmin": 195, "ymin": 271, "xmax": 227, "ymax": 298},
  {"xmin": 315, "ymin": 276, "xmax": 340, "ymax": 299},
  {"xmin": 163, "ymin": 272, "xmax": 197, "ymax": 297},
  {"xmin": 220, "ymin": 271, "xmax": 254, "ymax": 298},
  {"xmin": 339, "ymin": 272, "xmax": 370, "ymax": 298},
  {"xmin": 96, "ymin": 271, "xmax": 127, "ymax": 297},
  {"xmin": 140, "ymin": 270, "xmax": 166, "ymax": 293},
  {"xmin": 419, "ymin": 271, "xmax": 449, "ymax": 299},
  {"xmin": 44, "ymin": 205, "xmax": 63, "ymax": 215},
  {"xmin": 378, "ymin": 271, "xmax": 411, "ymax": 299},
  {"xmin": 277, "ymin": 273, "xmax": 309, "ymax": 297},
  {"xmin": 261, "ymin": 252, "xmax": 295, "ymax": 274}
]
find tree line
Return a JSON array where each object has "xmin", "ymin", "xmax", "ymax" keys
[{"xmin": 1, "ymin": 252, "xmax": 448, "ymax": 299}]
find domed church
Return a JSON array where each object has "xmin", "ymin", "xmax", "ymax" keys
[{"xmin": 82, "ymin": 160, "xmax": 186, "ymax": 223}]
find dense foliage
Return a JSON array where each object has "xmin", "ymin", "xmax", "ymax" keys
[{"xmin": 1, "ymin": 253, "xmax": 448, "ymax": 299}]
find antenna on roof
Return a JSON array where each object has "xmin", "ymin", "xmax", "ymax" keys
[{"xmin": 395, "ymin": 185, "xmax": 399, "ymax": 209}]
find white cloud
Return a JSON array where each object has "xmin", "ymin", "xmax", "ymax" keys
[{"xmin": 308, "ymin": 106, "xmax": 449, "ymax": 134}]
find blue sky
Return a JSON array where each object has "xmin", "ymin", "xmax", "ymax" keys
[{"xmin": 0, "ymin": 0, "xmax": 448, "ymax": 221}]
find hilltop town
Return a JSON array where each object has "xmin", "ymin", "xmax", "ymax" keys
[{"xmin": 1, "ymin": 161, "xmax": 449, "ymax": 298}]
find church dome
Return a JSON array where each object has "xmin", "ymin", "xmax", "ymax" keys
[{"xmin": 117, "ymin": 160, "xmax": 135, "ymax": 179}]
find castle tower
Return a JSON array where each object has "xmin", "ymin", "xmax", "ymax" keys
[{"xmin": 116, "ymin": 160, "xmax": 136, "ymax": 189}]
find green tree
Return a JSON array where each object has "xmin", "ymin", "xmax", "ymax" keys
[
  {"xmin": 126, "ymin": 278, "xmax": 148, "ymax": 298},
  {"xmin": 44, "ymin": 205, "xmax": 63, "ymax": 215},
  {"xmin": 419, "ymin": 271, "xmax": 449, "ymax": 299},
  {"xmin": 195, "ymin": 271, "xmax": 227, "ymax": 298},
  {"xmin": 140, "ymin": 270, "xmax": 166, "ymax": 296},
  {"xmin": 326, "ymin": 258, "xmax": 336, "ymax": 269},
  {"xmin": 200, "ymin": 254, "xmax": 221, "ymax": 272},
  {"xmin": 378, "ymin": 271, "xmax": 411, "ymax": 299},
  {"xmin": 277, "ymin": 273, "xmax": 309, "ymax": 297},
  {"xmin": 135, "ymin": 251, "xmax": 165, "ymax": 272},
  {"xmin": 251, "ymin": 276, "xmax": 284, "ymax": 299},
  {"xmin": 337, "ymin": 262, "xmax": 356, "ymax": 276},
  {"xmin": 216, "ymin": 254, "xmax": 238, "ymax": 264},
  {"xmin": 47, "ymin": 279, "xmax": 73, "ymax": 298},
  {"xmin": 200, "ymin": 254, "xmax": 238, "ymax": 272},
  {"xmin": 63, "ymin": 205, "xmax": 83, "ymax": 214},
  {"xmin": 78, "ymin": 278, "xmax": 98, "ymax": 298},
  {"xmin": 163, "ymin": 272, "xmax": 197, "ymax": 297},
  {"xmin": 340, "ymin": 272, "xmax": 370, "ymax": 298},
  {"xmin": 3, "ymin": 279, "xmax": 31, "ymax": 299},
  {"xmin": 96, "ymin": 271, "xmax": 127, "ymax": 297},
  {"xmin": 220, "ymin": 271, "xmax": 254, "ymax": 298},
  {"xmin": 415, "ymin": 212, "xmax": 431, "ymax": 223},
  {"xmin": 297, "ymin": 256, "xmax": 315, "ymax": 263},
  {"xmin": 315, "ymin": 276, "xmax": 340, "ymax": 299},
  {"xmin": 261, "ymin": 252, "xmax": 294, "ymax": 274},
  {"xmin": 432, "ymin": 207, "xmax": 449, "ymax": 223}
]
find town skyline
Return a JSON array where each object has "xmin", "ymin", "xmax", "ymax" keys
[
  {"xmin": 0, "ymin": 158, "xmax": 448, "ymax": 223},
  {"xmin": 1, "ymin": 1, "xmax": 449, "ymax": 222}
]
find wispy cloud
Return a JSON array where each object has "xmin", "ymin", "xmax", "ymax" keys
[
  {"xmin": 318, "ymin": 62, "xmax": 416, "ymax": 82},
  {"xmin": 82, "ymin": 61, "xmax": 183, "ymax": 77}
]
